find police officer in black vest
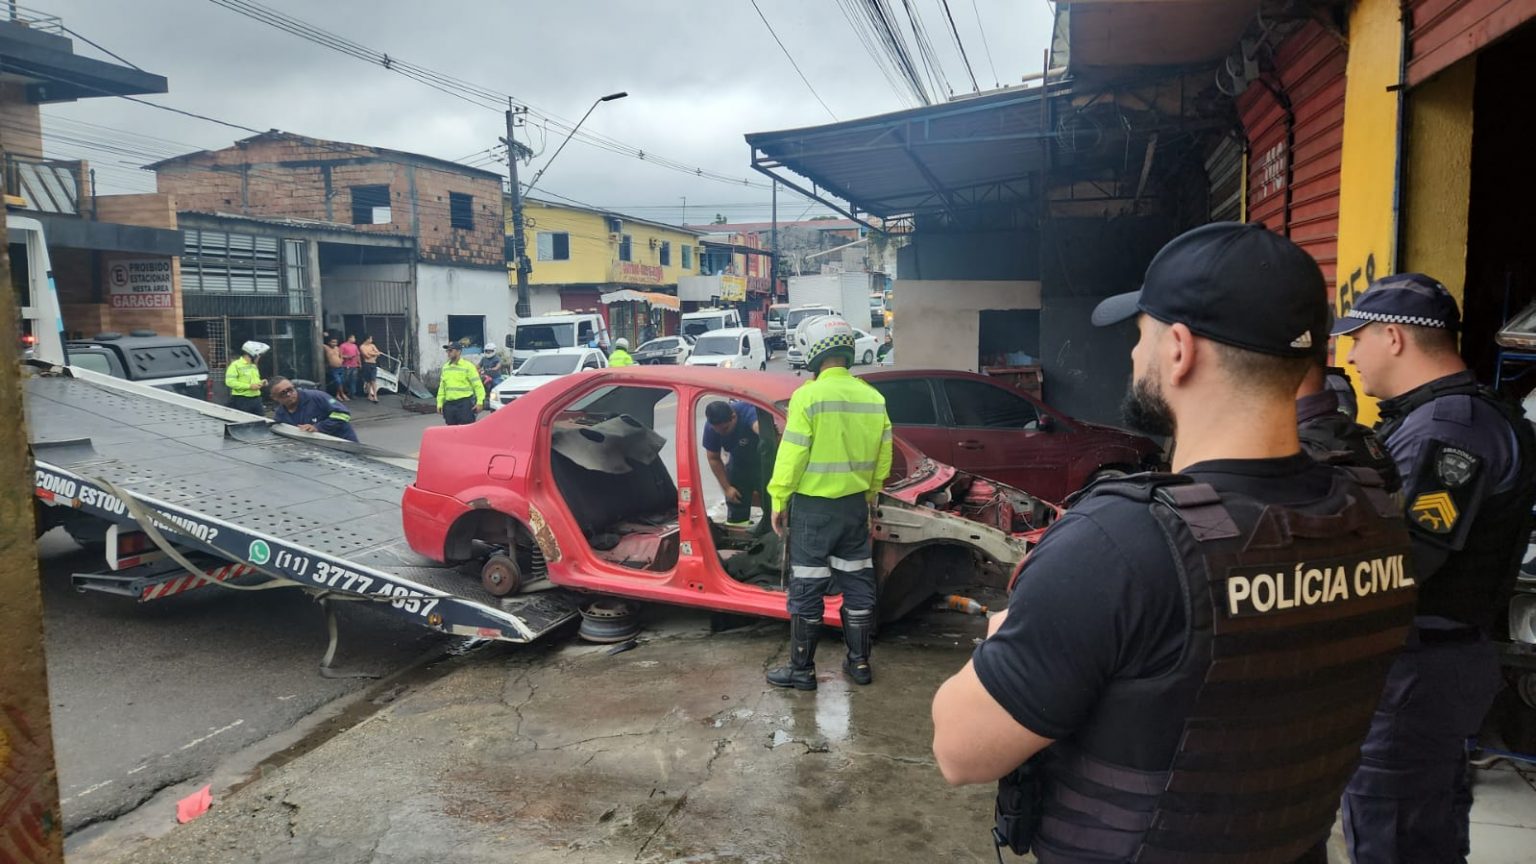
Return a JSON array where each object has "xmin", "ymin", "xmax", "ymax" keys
[
  {"xmin": 1296, "ymin": 339, "xmax": 1401, "ymax": 499},
  {"xmin": 1332, "ymin": 274, "xmax": 1536, "ymax": 864},
  {"xmin": 931, "ymin": 223, "xmax": 1417, "ymax": 863}
]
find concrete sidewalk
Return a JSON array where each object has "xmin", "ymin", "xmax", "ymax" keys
[
  {"xmin": 85, "ymin": 606, "xmax": 1536, "ymax": 864},
  {"xmin": 97, "ymin": 611, "xmax": 999, "ymax": 864}
]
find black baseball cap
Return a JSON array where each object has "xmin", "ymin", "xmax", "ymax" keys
[
  {"xmin": 443, "ymin": 343, "xmax": 461, "ymax": 351},
  {"xmin": 1091, "ymin": 222, "xmax": 1329, "ymax": 358},
  {"xmin": 1330, "ymin": 272, "xmax": 1460, "ymax": 336}
]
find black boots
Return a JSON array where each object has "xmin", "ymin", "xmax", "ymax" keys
[
  {"xmin": 766, "ymin": 615, "xmax": 820, "ymax": 690},
  {"xmin": 841, "ymin": 608, "xmax": 875, "ymax": 686}
]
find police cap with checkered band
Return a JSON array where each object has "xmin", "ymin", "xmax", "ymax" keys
[
  {"xmin": 1330, "ymin": 272, "xmax": 1461, "ymax": 336},
  {"xmin": 1091, "ymin": 221, "xmax": 1330, "ymax": 358}
]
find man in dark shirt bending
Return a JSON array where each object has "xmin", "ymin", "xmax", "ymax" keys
[{"xmin": 931, "ymin": 223, "xmax": 1415, "ymax": 863}]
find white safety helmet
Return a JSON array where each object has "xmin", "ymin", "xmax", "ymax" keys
[
  {"xmin": 483, "ymin": 344, "xmax": 496, "ymax": 354},
  {"xmin": 241, "ymin": 340, "xmax": 270, "ymax": 358},
  {"xmin": 615, "ymin": 338, "xmax": 630, "ymax": 350},
  {"xmin": 801, "ymin": 316, "xmax": 856, "ymax": 372}
]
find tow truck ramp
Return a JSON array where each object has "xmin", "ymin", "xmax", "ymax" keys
[{"xmin": 28, "ymin": 368, "xmax": 579, "ymax": 644}]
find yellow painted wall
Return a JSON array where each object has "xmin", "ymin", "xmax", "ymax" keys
[
  {"xmin": 1399, "ymin": 59, "xmax": 1475, "ymax": 309},
  {"xmin": 1332, "ymin": 0, "xmax": 1404, "ymax": 424},
  {"xmin": 510, "ymin": 201, "xmax": 700, "ymax": 287}
]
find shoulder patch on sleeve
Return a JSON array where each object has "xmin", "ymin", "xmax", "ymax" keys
[{"xmin": 1408, "ymin": 440, "xmax": 1483, "ymax": 540}]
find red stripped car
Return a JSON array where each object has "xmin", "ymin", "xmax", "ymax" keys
[{"xmin": 402, "ymin": 367, "xmax": 1058, "ymax": 625}]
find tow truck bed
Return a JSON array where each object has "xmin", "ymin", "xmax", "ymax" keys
[{"xmin": 27, "ymin": 369, "xmax": 578, "ymax": 643}]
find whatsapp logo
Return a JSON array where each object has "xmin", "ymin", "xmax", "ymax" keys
[{"xmin": 248, "ymin": 539, "xmax": 271, "ymax": 566}]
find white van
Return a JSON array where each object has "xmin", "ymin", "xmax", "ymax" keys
[
  {"xmin": 684, "ymin": 327, "xmax": 767, "ymax": 371},
  {"xmin": 680, "ymin": 308, "xmax": 741, "ymax": 340},
  {"xmin": 508, "ymin": 312, "xmax": 610, "ymax": 370}
]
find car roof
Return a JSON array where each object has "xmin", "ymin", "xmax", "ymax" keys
[
  {"xmin": 695, "ymin": 327, "xmax": 755, "ymax": 338},
  {"xmin": 533, "ymin": 347, "xmax": 597, "ymax": 355},
  {"xmin": 537, "ymin": 365, "xmax": 802, "ymax": 404}
]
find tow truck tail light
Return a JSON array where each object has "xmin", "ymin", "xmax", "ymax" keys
[{"xmin": 116, "ymin": 530, "xmax": 152, "ymax": 556}]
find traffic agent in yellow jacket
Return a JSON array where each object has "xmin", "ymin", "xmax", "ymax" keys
[
  {"xmin": 609, "ymin": 337, "xmax": 636, "ymax": 367},
  {"xmin": 437, "ymin": 343, "xmax": 485, "ymax": 426},
  {"xmin": 765, "ymin": 315, "xmax": 892, "ymax": 691},
  {"xmin": 226, "ymin": 340, "xmax": 269, "ymax": 415}
]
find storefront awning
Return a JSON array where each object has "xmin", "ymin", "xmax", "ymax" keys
[{"xmin": 599, "ymin": 289, "xmax": 680, "ymax": 311}]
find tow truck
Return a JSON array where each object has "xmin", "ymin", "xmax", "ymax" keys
[{"xmin": 13, "ymin": 207, "xmax": 582, "ymax": 657}]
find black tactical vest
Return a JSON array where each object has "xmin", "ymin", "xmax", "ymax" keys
[
  {"xmin": 1377, "ymin": 377, "xmax": 1536, "ymax": 630},
  {"xmin": 1032, "ymin": 468, "xmax": 1415, "ymax": 864},
  {"xmin": 1298, "ymin": 412, "xmax": 1401, "ymax": 495}
]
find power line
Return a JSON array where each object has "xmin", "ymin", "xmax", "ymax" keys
[
  {"xmin": 746, "ymin": 0, "xmax": 838, "ymax": 121},
  {"xmin": 833, "ymin": 0, "xmax": 917, "ymax": 107},
  {"xmin": 205, "ymin": 0, "xmax": 775, "ymax": 190},
  {"xmin": 968, "ymin": 0, "xmax": 1001, "ymax": 87},
  {"xmin": 936, "ymin": 0, "xmax": 981, "ymax": 92},
  {"xmin": 900, "ymin": 0, "xmax": 953, "ymax": 98}
]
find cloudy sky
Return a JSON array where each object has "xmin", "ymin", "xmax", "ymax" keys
[{"xmin": 38, "ymin": 0, "xmax": 1054, "ymax": 223}]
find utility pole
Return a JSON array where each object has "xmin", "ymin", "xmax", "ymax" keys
[
  {"xmin": 770, "ymin": 181, "xmax": 779, "ymax": 300},
  {"xmin": 679, "ymin": 196, "xmax": 687, "ymax": 227},
  {"xmin": 504, "ymin": 99, "xmax": 532, "ymax": 319}
]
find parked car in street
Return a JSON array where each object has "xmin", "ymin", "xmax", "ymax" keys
[
  {"xmin": 489, "ymin": 347, "xmax": 606, "ymax": 408},
  {"xmin": 64, "ymin": 332, "xmax": 211, "ymax": 401},
  {"xmin": 859, "ymin": 369, "xmax": 1164, "ymax": 503},
  {"xmin": 787, "ymin": 326, "xmax": 882, "ymax": 368},
  {"xmin": 683, "ymin": 327, "xmax": 767, "ymax": 371},
  {"xmin": 632, "ymin": 335, "xmax": 693, "ymax": 365},
  {"xmin": 403, "ymin": 367, "xmax": 1060, "ymax": 624}
]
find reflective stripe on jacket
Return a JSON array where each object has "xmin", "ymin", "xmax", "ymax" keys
[
  {"xmin": 767, "ymin": 366, "xmax": 892, "ymax": 511},
  {"xmin": 437, "ymin": 358, "xmax": 486, "ymax": 408},
  {"xmin": 225, "ymin": 357, "xmax": 262, "ymax": 397},
  {"xmin": 609, "ymin": 349, "xmax": 635, "ymax": 367}
]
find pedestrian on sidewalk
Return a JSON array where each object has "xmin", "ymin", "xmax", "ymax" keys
[
  {"xmin": 323, "ymin": 335, "xmax": 347, "ymax": 403},
  {"xmin": 931, "ymin": 223, "xmax": 1416, "ymax": 862},
  {"xmin": 358, "ymin": 334, "xmax": 381, "ymax": 403},
  {"xmin": 1333, "ymin": 274, "xmax": 1536, "ymax": 863},
  {"xmin": 340, "ymin": 333, "xmax": 362, "ymax": 398},
  {"xmin": 269, "ymin": 376, "xmax": 358, "ymax": 442},
  {"xmin": 437, "ymin": 343, "xmax": 484, "ymax": 426},
  {"xmin": 765, "ymin": 315, "xmax": 891, "ymax": 691}
]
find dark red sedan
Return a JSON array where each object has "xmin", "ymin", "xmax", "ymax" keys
[{"xmin": 858, "ymin": 369, "xmax": 1164, "ymax": 503}]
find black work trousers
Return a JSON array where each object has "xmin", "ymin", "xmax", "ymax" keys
[
  {"xmin": 442, "ymin": 397, "xmax": 476, "ymax": 426},
  {"xmin": 785, "ymin": 492, "xmax": 876, "ymax": 620}
]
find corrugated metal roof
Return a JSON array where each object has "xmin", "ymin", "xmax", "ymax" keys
[{"xmin": 746, "ymin": 87, "xmax": 1061, "ymax": 219}]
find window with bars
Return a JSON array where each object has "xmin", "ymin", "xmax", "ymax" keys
[
  {"xmin": 182, "ymin": 229, "xmax": 284, "ymax": 294},
  {"xmin": 619, "ymin": 234, "xmax": 633, "ymax": 262},
  {"xmin": 450, "ymin": 192, "xmax": 474, "ymax": 230},
  {"xmin": 659, "ymin": 241, "xmax": 671, "ymax": 267},
  {"xmin": 682, "ymin": 244, "xmax": 692, "ymax": 270}
]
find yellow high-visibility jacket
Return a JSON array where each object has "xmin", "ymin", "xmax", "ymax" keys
[
  {"xmin": 767, "ymin": 366, "xmax": 893, "ymax": 512},
  {"xmin": 225, "ymin": 356, "xmax": 262, "ymax": 397},
  {"xmin": 609, "ymin": 348, "xmax": 635, "ymax": 367},
  {"xmin": 437, "ymin": 358, "xmax": 486, "ymax": 408}
]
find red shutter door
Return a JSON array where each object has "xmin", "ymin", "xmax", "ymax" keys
[
  {"xmin": 1409, "ymin": 0, "xmax": 1536, "ymax": 85},
  {"xmin": 1238, "ymin": 21, "xmax": 1348, "ymax": 300}
]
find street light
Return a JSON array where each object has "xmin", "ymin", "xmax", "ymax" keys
[{"xmin": 523, "ymin": 91, "xmax": 628, "ymax": 197}]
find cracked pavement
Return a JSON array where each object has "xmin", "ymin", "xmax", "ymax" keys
[{"xmin": 102, "ymin": 609, "xmax": 1000, "ymax": 863}]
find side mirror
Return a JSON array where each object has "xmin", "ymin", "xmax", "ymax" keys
[
  {"xmin": 1037, "ymin": 414, "xmax": 1054, "ymax": 432},
  {"xmin": 505, "ymin": 334, "xmax": 515, "ymax": 349}
]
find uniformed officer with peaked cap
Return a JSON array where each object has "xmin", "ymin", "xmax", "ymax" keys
[
  {"xmin": 1333, "ymin": 273, "xmax": 1536, "ymax": 863},
  {"xmin": 932, "ymin": 222, "xmax": 1418, "ymax": 863}
]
